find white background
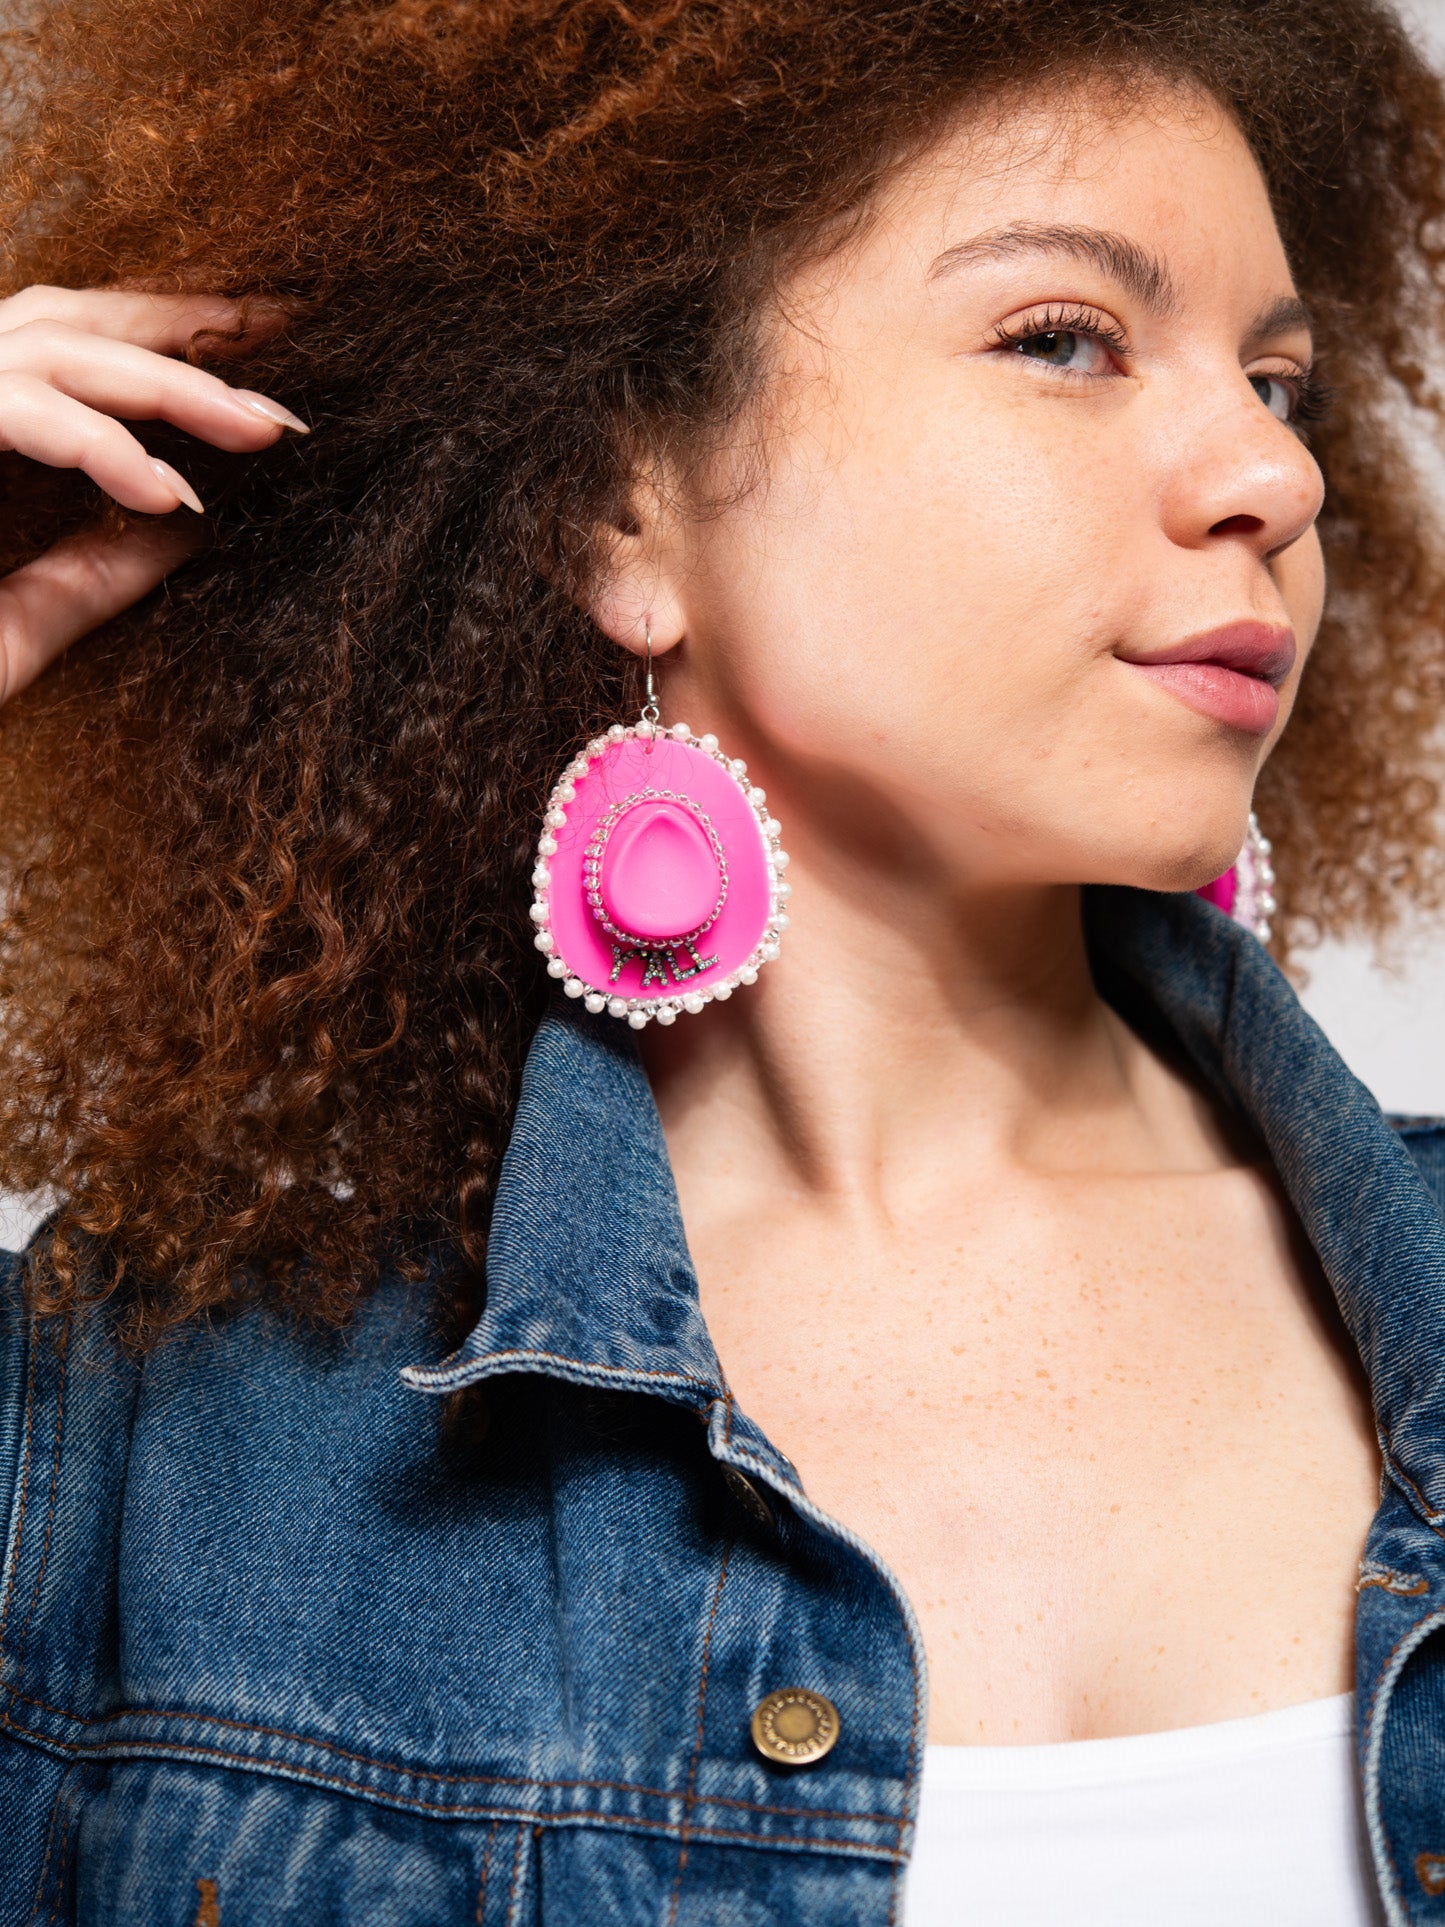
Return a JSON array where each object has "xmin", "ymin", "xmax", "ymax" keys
[{"xmin": 1282, "ymin": 0, "xmax": 1445, "ymax": 1115}]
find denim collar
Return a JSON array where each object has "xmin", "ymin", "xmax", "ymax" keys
[{"xmin": 404, "ymin": 885, "xmax": 1445, "ymax": 1517}]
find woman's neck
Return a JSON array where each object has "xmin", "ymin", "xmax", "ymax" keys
[{"xmin": 641, "ymin": 844, "xmax": 1244, "ymax": 1230}]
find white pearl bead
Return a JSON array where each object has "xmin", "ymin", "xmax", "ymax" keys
[
  {"xmin": 587, "ymin": 739, "xmax": 607, "ymax": 759},
  {"xmin": 544, "ymin": 808, "xmax": 566, "ymax": 830},
  {"xmin": 713, "ymin": 982, "xmax": 733, "ymax": 1001},
  {"xmin": 776, "ymin": 881, "xmax": 792, "ymax": 901},
  {"xmin": 546, "ymin": 958, "xmax": 567, "ymax": 978},
  {"xmin": 763, "ymin": 818, "xmax": 781, "ymax": 838},
  {"xmin": 700, "ymin": 734, "xmax": 719, "ymax": 753},
  {"xmin": 529, "ymin": 901, "xmax": 550, "ymax": 924},
  {"xmin": 532, "ymin": 864, "xmax": 551, "ymax": 888},
  {"xmin": 748, "ymin": 786, "xmax": 766, "ymax": 805},
  {"xmin": 738, "ymin": 965, "xmax": 758, "ymax": 985},
  {"xmin": 538, "ymin": 834, "xmax": 558, "ymax": 857},
  {"xmin": 556, "ymin": 782, "xmax": 575, "ymax": 803},
  {"xmin": 563, "ymin": 977, "xmax": 585, "ymax": 998},
  {"xmin": 730, "ymin": 758, "xmax": 747, "ymax": 776},
  {"xmin": 761, "ymin": 940, "xmax": 780, "ymax": 961},
  {"xmin": 670, "ymin": 722, "xmax": 690, "ymax": 739},
  {"xmin": 772, "ymin": 850, "xmax": 790, "ymax": 870},
  {"xmin": 533, "ymin": 931, "xmax": 554, "ymax": 953},
  {"xmin": 655, "ymin": 1005, "xmax": 677, "ymax": 1025},
  {"xmin": 774, "ymin": 912, "xmax": 790, "ymax": 929},
  {"xmin": 567, "ymin": 759, "xmax": 588, "ymax": 779},
  {"xmin": 607, "ymin": 997, "xmax": 628, "ymax": 1018},
  {"xmin": 584, "ymin": 992, "xmax": 606, "ymax": 1014},
  {"xmin": 637, "ymin": 720, "xmax": 656, "ymax": 740},
  {"xmin": 607, "ymin": 723, "xmax": 626, "ymax": 741},
  {"xmin": 682, "ymin": 993, "xmax": 705, "ymax": 1014},
  {"xmin": 627, "ymin": 1009, "xmax": 649, "ymax": 1029}
]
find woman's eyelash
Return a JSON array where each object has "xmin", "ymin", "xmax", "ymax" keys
[
  {"xmin": 1287, "ymin": 367, "xmax": 1334, "ymax": 425},
  {"xmin": 988, "ymin": 304, "xmax": 1130, "ymax": 357}
]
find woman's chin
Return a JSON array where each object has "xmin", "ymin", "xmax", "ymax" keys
[
  {"xmin": 1079, "ymin": 818, "xmax": 1252, "ymax": 898},
  {"xmin": 1114, "ymin": 845, "xmax": 1248, "ymax": 897}
]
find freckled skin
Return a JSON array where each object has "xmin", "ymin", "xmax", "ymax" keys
[
  {"xmin": 589, "ymin": 85, "xmax": 1379, "ymax": 1745},
  {"xmin": 690, "ymin": 1160, "xmax": 1374, "ymax": 1742}
]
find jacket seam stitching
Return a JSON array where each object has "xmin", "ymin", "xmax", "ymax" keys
[
  {"xmin": 668, "ymin": 1502, "xmax": 735, "ymax": 1923},
  {"xmin": 0, "ymin": 1309, "xmax": 40, "ymax": 1649},
  {"xmin": 25, "ymin": 1768, "xmax": 67, "ymax": 1927},
  {"xmin": 1382, "ymin": 1452, "xmax": 1445, "ymax": 1543},
  {"xmin": 505, "ymin": 1821, "xmax": 528, "ymax": 1926},
  {"xmin": 44, "ymin": 1779, "xmax": 76, "ymax": 1927},
  {"xmin": 0, "ymin": 1701, "xmax": 903, "ymax": 1854},
  {"xmin": 0, "ymin": 1682, "xmax": 897, "ymax": 1823},
  {"xmin": 13, "ymin": 1314, "xmax": 71, "ymax": 1671},
  {"xmin": 475, "ymin": 1818, "xmax": 499, "ymax": 1924},
  {"xmin": 407, "ymin": 1351, "xmax": 715, "ymax": 1392}
]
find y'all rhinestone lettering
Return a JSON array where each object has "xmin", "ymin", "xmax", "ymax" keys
[
  {"xmin": 667, "ymin": 938, "xmax": 720, "ymax": 979},
  {"xmin": 611, "ymin": 938, "xmax": 722, "ymax": 986}
]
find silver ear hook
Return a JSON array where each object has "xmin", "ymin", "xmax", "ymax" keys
[{"xmin": 640, "ymin": 618, "xmax": 661, "ymax": 746}]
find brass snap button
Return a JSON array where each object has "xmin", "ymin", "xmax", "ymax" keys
[{"xmin": 750, "ymin": 1687, "xmax": 839, "ymax": 1767}]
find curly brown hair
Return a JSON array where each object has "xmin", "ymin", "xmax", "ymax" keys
[{"xmin": 0, "ymin": 0, "xmax": 1439, "ymax": 1339}]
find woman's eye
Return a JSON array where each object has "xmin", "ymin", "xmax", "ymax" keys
[
  {"xmin": 1250, "ymin": 373, "xmax": 1295, "ymax": 421},
  {"xmin": 1013, "ymin": 329, "xmax": 1113, "ymax": 375}
]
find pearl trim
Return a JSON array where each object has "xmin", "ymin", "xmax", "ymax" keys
[{"xmin": 1234, "ymin": 811, "xmax": 1277, "ymax": 944}]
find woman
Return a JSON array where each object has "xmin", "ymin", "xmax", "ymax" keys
[{"xmin": 0, "ymin": 0, "xmax": 1443, "ymax": 1919}]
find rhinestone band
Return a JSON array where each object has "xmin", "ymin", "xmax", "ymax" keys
[{"xmin": 582, "ymin": 786, "xmax": 729, "ymax": 950}]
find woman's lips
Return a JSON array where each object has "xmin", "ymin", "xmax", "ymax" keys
[
  {"xmin": 1127, "ymin": 659, "xmax": 1280, "ymax": 733},
  {"xmin": 1119, "ymin": 622, "xmax": 1296, "ymax": 737}
]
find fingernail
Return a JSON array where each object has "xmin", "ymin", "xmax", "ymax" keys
[
  {"xmin": 150, "ymin": 459, "xmax": 204, "ymax": 515},
  {"xmin": 231, "ymin": 389, "xmax": 311, "ymax": 433}
]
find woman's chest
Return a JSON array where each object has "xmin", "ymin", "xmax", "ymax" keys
[{"xmin": 693, "ymin": 1164, "xmax": 1383, "ymax": 1743}]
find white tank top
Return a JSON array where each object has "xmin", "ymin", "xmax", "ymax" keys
[{"xmin": 903, "ymin": 1692, "xmax": 1383, "ymax": 1925}]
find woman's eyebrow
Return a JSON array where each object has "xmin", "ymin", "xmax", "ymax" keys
[
  {"xmin": 927, "ymin": 222, "xmax": 1180, "ymax": 316},
  {"xmin": 1246, "ymin": 294, "xmax": 1313, "ymax": 344}
]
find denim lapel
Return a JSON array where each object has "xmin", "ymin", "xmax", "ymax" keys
[
  {"xmin": 401, "ymin": 997, "xmax": 726, "ymax": 1408},
  {"xmin": 407, "ymin": 888, "xmax": 1445, "ymax": 1525}
]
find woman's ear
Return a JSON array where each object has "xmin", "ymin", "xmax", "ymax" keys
[{"xmin": 580, "ymin": 465, "xmax": 688, "ymax": 659}]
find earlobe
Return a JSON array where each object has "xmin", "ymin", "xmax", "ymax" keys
[
  {"xmin": 579, "ymin": 466, "xmax": 688, "ymax": 657},
  {"xmin": 583, "ymin": 557, "xmax": 686, "ymax": 658}
]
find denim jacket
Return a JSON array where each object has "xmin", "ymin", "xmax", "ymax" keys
[{"xmin": 3, "ymin": 884, "xmax": 1445, "ymax": 1925}]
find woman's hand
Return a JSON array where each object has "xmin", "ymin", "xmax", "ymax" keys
[{"xmin": 0, "ymin": 286, "xmax": 306, "ymax": 705}]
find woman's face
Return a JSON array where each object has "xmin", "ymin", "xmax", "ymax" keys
[{"xmin": 607, "ymin": 80, "xmax": 1326, "ymax": 894}]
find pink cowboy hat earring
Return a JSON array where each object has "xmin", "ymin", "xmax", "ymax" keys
[
  {"xmin": 1195, "ymin": 811, "xmax": 1276, "ymax": 943},
  {"xmin": 530, "ymin": 625, "xmax": 789, "ymax": 1029}
]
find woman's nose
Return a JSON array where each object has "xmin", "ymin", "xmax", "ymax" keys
[{"xmin": 1158, "ymin": 379, "xmax": 1326, "ymax": 563}]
